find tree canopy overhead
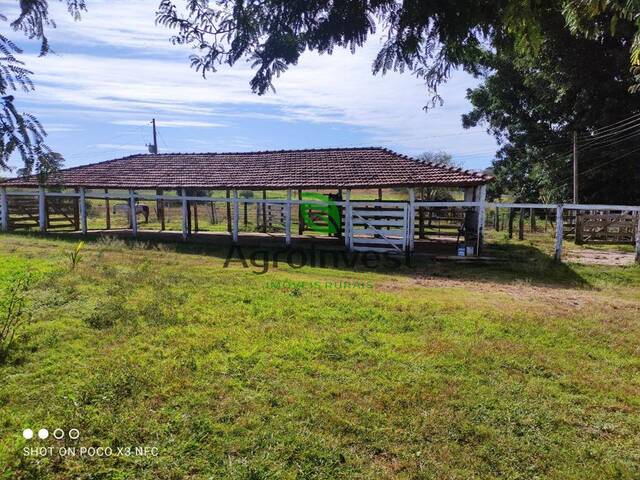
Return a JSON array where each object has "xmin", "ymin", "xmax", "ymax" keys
[
  {"xmin": 155, "ymin": 1, "xmax": 640, "ymax": 99},
  {"xmin": 0, "ymin": 0, "xmax": 84, "ymax": 176},
  {"xmin": 464, "ymin": 4, "xmax": 640, "ymax": 204}
]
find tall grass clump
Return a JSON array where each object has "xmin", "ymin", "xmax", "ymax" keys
[
  {"xmin": 67, "ymin": 241, "xmax": 85, "ymax": 270},
  {"xmin": 0, "ymin": 272, "xmax": 32, "ymax": 363}
]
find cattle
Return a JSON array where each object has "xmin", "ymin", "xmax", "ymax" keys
[{"xmin": 112, "ymin": 204, "xmax": 150, "ymax": 223}]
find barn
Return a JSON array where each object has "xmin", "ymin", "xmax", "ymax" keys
[{"xmin": 0, "ymin": 147, "xmax": 492, "ymax": 255}]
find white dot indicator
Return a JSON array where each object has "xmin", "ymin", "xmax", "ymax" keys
[
  {"xmin": 23, "ymin": 429, "xmax": 34, "ymax": 440},
  {"xmin": 38, "ymin": 428, "xmax": 49, "ymax": 439},
  {"xmin": 53, "ymin": 428, "xmax": 65, "ymax": 439},
  {"xmin": 68, "ymin": 429, "xmax": 80, "ymax": 440}
]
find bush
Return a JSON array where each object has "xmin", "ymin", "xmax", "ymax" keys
[{"xmin": 0, "ymin": 272, "xmax": 32, "ymax": 363}]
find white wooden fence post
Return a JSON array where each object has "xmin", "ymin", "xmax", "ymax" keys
[
  {"xmin": 554, "ymin": 204, "xmax": 564, "ymax": 262},
  {"xmin": 38, "ymin": 186, "xmax": 46, "ymax": 232},
  {"xmin": 407, "ymin": 188, "xmax": 415, "ymax": 252},
  {"xmin": 181, "ymin": 188, "xmax": 188, "ymax": 240},
  {"xmin": 476, "ymin": 185, "xmax": 487, "ymax": 256},
  {"xmin": 0, "ymin": 187, "xmax": 8, "ymax": 232},
  {"xmin": 285, "ymin": 189, "xmax": 292, "ymax": 246},
  {"xmin": 79, "ymin": 187, "xmax": 87, "ymax": 235},
  {"xmin": 344, "ymin": 189, "xmax": 351, "ymax": 250},
  {"xmin": 232, "ymin": 190, "xmax": 239, "ymax": 243},
  {"xmin": 635, "ymin": 211, "xmax": 640, "ymax": 265},
  {"xmin": 129, "ymin": 189, "xmax": 138, "ymax": 237}
]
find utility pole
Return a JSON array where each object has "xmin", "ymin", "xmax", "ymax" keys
[
  {"xmin": 149, "ymin": 118, "xmax": 158, "ymax": 154},
  {"xmin": 573, "ymin": 130, "xmax": 578, "ymax": 204}
]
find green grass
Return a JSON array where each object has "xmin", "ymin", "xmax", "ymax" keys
[{"xmin": 0, "ymin": 233, "xmax": 639, "ymax": 479}]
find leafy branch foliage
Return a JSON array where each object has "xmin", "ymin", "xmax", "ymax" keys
[
  {"xmin": 156, "ymin": 1, "xmax": 640, "ymax": 102},
  {"xmin": 0, "ymin": 271, "xmax": 32, "ymax": 363},
  {"xmin": 464, "ymin": 6, "xmax": 640, "ymax": 204},
  {"xmin": 0, "ymin": 1, "xmax": 85, "ymax": 175}
]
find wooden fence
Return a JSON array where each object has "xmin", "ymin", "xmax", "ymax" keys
[{"xmin": 2, "ymin": 186, "xmax": 639, "ymax": 263}]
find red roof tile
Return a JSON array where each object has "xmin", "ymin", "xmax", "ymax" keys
[{"xmin": 1, "ymin": 147, "xmax": 492, "ymax": 189}]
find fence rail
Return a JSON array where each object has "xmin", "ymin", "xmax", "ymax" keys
[{"xmin": 1, "ymin": 186, "xmax": 639, "ymax": 263}]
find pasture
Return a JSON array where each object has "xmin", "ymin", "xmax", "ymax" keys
[{"xmin": 0, "ymin": 233, "xmax": 639, "ymax": 479}]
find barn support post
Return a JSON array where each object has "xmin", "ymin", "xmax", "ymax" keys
[
  {"xmin": 211, "ymin": 202, "xmax": 217, "ymax": 224},
  {"xmin": 635, "ymin": 212, "xmax": 640, "ymax": 264},
  {"xmin": 226, "ymin": 189, "xmax": 232, "ymax": 233},
  {"xmin": 129, "ymin": 189, "xmax": 138, "ymax": 237},
  {"xmin": 407, "ymin": 188, "xmax": 416, "ymax": 252},
  {"xmin": 105, "ymin": 189, "xmax": 111, "ymax": 230},
  {"xmin": 79, "ymin": 187, "xmax": 87, "ymax": 235},
  {"xmin": 156, "ymin": 188, "xmax": 164, "ymax": 231},
  {"xmin": 194, "ymin": 201, "xmax": 199, "ymax": 232},
  {"xmin": 344, "ymin": 189, "xmax": 352, "ymax": 250},
  {"xmin": 554, "ymin": 204, "xmax": 564, "ymax": 262},
  {"xmin": 186, "ymin": 191, "xmax": 192, "ymax": 235},
  {"xmin": 495, "ymin": 206, "xmax": 500, "ymax": 231},
  {"xmin": 0, "ymin": 187, "xmax": 8, "ymax": 231},
  {"xmin": 297, "ymin": 189, "xmax": 304, "ymax": 235},
  {"xmin": 464, "ymin": 186, "xmax": 479, "ymax": 252},
  {"xmin": 232, "ymin": 190, "xmax": 239, "ymax": 243},
  {"xmin": 73, "ymin": 188, "xmax": 80, "ymax": 231},
  {"xmin": 285, "ymin": 189, "xmax": 292, "ymax": 246},
  {"xmin": 476, "ymin": 185, "xmax": 487, "ymax": 255},
  {"xmin": 181, "ymin": 188, "xmax": 188, "ymax": 240},
  {"xmin": 38, "ymin": 186, "xmax": 46, "ymax": 232},
  {"xmin": 262, "ymin": 190, "xmax": 267, "ymax": 233}
]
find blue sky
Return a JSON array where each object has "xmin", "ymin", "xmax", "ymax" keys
[{"xmin": 1, "ymin": 0, "xmax": 498, "ymax": 172}]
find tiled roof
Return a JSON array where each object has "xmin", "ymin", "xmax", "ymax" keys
[{"xmin": 1, "ymin": 147, "xmax": 492, "ymax": 189}]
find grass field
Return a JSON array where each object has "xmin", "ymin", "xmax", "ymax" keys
[{"xmin": 0, "ymin": 233, "xmax": 639, "ymax": 479}]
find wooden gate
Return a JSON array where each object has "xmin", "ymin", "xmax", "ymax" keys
[
  {"xmin": 7, "ymin": 195, "xmax": 77, "ymax": 231},
  {"xmin": 576, "ymin": 211, "xmax": 637, "ymax": 244},
  {"xmin": 349, "ymin": 202, "xmax": 409, "ymax": 254}
]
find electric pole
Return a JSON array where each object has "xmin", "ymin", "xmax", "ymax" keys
[
  {"xmin": 149, "ymin": 118, "xmax": 158, "ymax": 154},
  {"xmin": 573, "ymin": 130, "xmax": 578, "ymax": 204}
]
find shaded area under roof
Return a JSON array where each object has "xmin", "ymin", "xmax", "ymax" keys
[{"xmin": 1, "ymin": 147, "xmax": 492, "ymax": 189}]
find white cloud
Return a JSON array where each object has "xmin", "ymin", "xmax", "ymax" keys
[
  {"xmin": 3, "ymin": 0, "xmax": 497, "ymax": 165},
  {"xmin": 112, "ymin": 119, "xmax": 226, "ymax": 128}
]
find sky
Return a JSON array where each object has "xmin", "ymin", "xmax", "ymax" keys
[{"xmin": 1, "ymin": 0, "xmax": 498, "ymax": 173}]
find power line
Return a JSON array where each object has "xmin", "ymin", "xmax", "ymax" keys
[
  {"xmin": 578, "ymin": 118, "xmax": 640, "ymax": 149},
  {"xmin": 580, "ymin": 129, "xmax": 640, "ymax": 153},
  {"xmin": 581, "ymin": 112, "xmax": 640, "ymax": 137},
  {"xmin": 556, "ymin": 143, "xmax": 640, "ymax": 188}
]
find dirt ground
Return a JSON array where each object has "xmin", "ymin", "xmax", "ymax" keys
[{"xmin": 564, "ymin": 247, "xmax": 636, "ymax": 266}]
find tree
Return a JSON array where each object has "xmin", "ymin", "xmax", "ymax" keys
[
  {"xmin": 155, "ymin": 1, "xmax": 640, "ymax": 98},
  {"xmin": 416, "ymin": 151, "xmax": 460, "ymax": 201},
  {"xmin": 0, "ymin": 1, "xmax": 84, "ymax": 176},
  {"xmin": 463, "ymin": 6, "xmax": 640, "ymax": 204}
]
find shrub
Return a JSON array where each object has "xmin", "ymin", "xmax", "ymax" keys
[{"xmin": 0, "ymin": 272, "xmax": 32, "ymax": 363}]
